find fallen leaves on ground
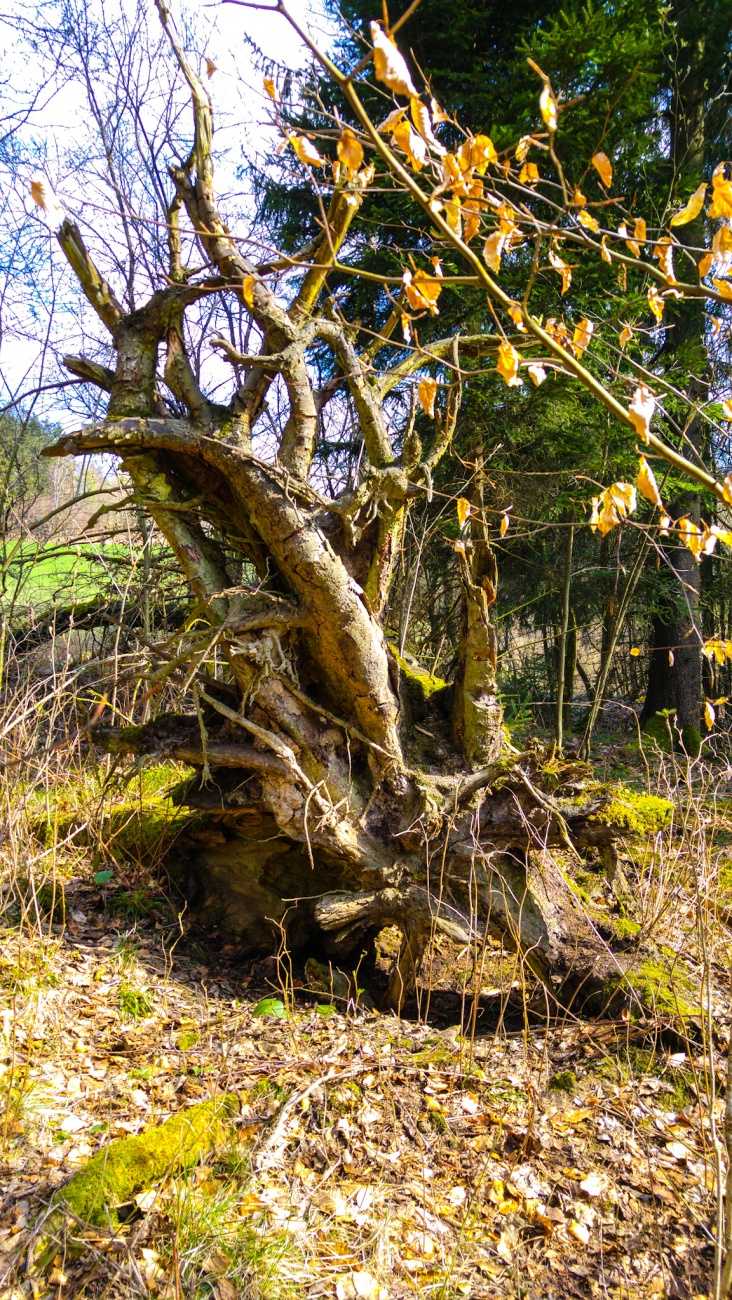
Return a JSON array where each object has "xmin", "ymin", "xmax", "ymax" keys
[{"xmin": 0, "ymin": 859, "xmax": 723, "ymax": 1300}]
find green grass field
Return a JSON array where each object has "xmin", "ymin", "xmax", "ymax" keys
[{"xmin": 2, "ymin": 541, "xmax": 149, "ymax": 616}]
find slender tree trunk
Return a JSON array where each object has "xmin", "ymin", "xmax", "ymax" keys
[
  {"xmin": 555, "ymin": 520, "xmax": 574, "ymax": 752},
  {"xmin": 641, "ymin": 9, "xmax": 707, "ymax": 734},
  {"xmin": 563, "ymin": 612, "xmax": 577, "ymax": 735},
  {"xmin": 580, "ymin": 536, "xmax": 650, "ymax": 759}
]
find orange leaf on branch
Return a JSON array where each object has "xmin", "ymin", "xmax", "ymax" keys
[
  {"xmin": 496, "ymin": 340, "xmax": 522, "ymax": 387},
  {"xmin": 591, "ymin": 151, "xmax": 613, "ymax": 188}
]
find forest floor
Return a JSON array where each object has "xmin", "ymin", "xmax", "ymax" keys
[{"xmin": 0, "ymin": 734, "xmax": 728, "ymax": 1300}]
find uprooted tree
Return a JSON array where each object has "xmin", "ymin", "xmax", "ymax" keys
[{"xmin": 37, "ymin": 0, "xmax": 732, "ymax": 1009}]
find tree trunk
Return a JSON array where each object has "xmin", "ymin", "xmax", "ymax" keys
[
  {"xmin": 640, "ymin": 492, "xmax": 702, "ymax": 741},
  {"xmin": 641, "ymin": 6, "xmax": 707, "ymax": 739}
]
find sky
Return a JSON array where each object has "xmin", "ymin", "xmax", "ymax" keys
[{"xmin": 0, "ymin": 0, "xmax": 337, "ymax": 428}]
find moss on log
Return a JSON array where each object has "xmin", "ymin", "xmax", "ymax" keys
[{"xmin": 54, "ymin": 1095, "xmax": 239, "ymax": 1227}]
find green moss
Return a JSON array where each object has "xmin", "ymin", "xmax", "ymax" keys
[
  {"xmin": 428, "ymin": 1109, "xmax": 448, "ymax": 1134},
  {"xmin": 602, "ymin": 955, "xmax": 699, "ymax": 1018},
  {"xmin": 612, "ymin": 917, "xmax": 641, "ymax": 940},
  {"xmin": 641, "ymin": 714, "xmax": 703, "ymax": 757},
  {"xmin": 390, "ymin": 646, "xmax": 448, "ymax": 699},
  {"xmin": 175, "ymin": 1029, "xmax": 199, "ymax": 1050},
  {"xmin": 55, "ymin": 1096, "xmax": 239, "ymax": 1227},
  {"xmin": 591, "ymin": 784, "xmax": 672, "ymax": 836},
  {"xmin": 590, "ymin": 1048, "xmax": 695, "ymax": 1111},
  {"xmin": 640, "ymin": 713, "xmax": 674, "ymax": 752},
  {"xmin": 681, "ymin": 723, "xmax": 702, "ymax": 756},
  {"xmin": 548, "ymin": 1070, "xmax": 576, "ymax": 1093}
]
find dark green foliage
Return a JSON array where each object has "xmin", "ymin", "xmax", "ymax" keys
[{"xmin": 244, "ymin": 1, "xmax": 732, "ymax": 731}]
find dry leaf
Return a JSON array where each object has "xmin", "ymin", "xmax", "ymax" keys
[
  {"xmin": 548, "ymin": 248, "xmax": 572, "ymax": 294},
  {"xmin": 508, "ymin": 303, "xmax": 527, "ymax": 332},
  {"xmin": 619, "ymin": 323, "xmax": 633, "ymax": 347},
  {"xmin": 704, "ymin": 638, "xmax": 732, "ymax": 665},
  {"xmin": 497, "ymin": 340, "xmax": 522, "ymax": 387},
  {"xmin": 202, "ymin": 1249, "xmax": 230, "ymax": 1275},
  {"xmin": 495, "ymin": 1229, "xmax": 517, "ymax": 1262},
  {"xmin": 370, "ymin": 22, "xmax": 417, "ymax": 97},
  {"xmin": 573, "ymin": 318, "xmax": 594, "ymax": 355},
  {"xmin": 515, "ymin": 135, "xmax": 533, "ymax": 162},
  {"xmin": 637, "ymin": 457, "xmax": 662, "ymax": 507},
  {"xmin": 669, "ymin": 182, "xmax": 706, "ymax": 226},
  {"xmin": 242, "ymin": 276, "xmax": 257, "ymax": 309},
  {"xmin": 712, "ymin": 278, "xmax": 732, "ymax": 301},
  {"xmin": 214, "ymin": 1280, "xmax": 238, "ymax": 1300},
  {"xmin": 647, "ymin": 284, "xmax": 665, "ymax": 321},
  {"xmin": 417, "ymin": 376, "xmax": 438, "ymax": 417},
  {"xmin": 457, "ymin": 497, "xmax": 471, "ymax": 528},
  {"xmin": 705, "ymin": 701, "xmax": 716, "ymax": 730},
  {"xmin": 30, "ymin": 177, "xmax": 63, "ymax": 223},
  {"xmin": 443, "ymin": 197, "xmax": 462, "ymax": 237},
  {"xmin": 392, "ymin": 118, "xmax": 427, "ymax": 170},
  {"xmin": 518, "ymin": 161, "xmax": 540, "ymax": 186},
  {"xmin": 539, "ymin": 85, "xmax": 558, "ymax": 132},
  {"xmin": 654, "ymin": 236, "xmax": 676, "ymax": 282},
  {"xmin": 579, "ymin": 1172, "xmax": 609, "ymax": 1198},
  {"xmin": 337, "ymin": 128, "xmax": 364, "ymax": 176},
  {"xmin": 592, "ymin": 151, "xmax": 612, "ymax": 188},
  {"xmin": 578, "ymin": 209, "xmax": 600, "ymax": 233},
  {"xmin": 402, "ymin": 268, "xmax": 442, "ymax": 314},
  {"xmin": 500, "ymin": 513, "xmax": 509, "ymax": 537},
  {"xmin": 666, "ymin": 1140, "xmax": 692, "ymax": 1161},
  {"xmin": 263, "ymin": 76, "xmax": 278, "ymax": 101},
  {"xmin": 569, "ymin": 1220, "xmax": 590, "ymax": 1245},
  {"xmin": 483, "ymin": 230, "xmax": 505, "ymax": 273},
  {"xmin": 336, "ymin": 1270, "xmax": 386, "ymax": 1300},
  {"xmin": 619, "ymin": 219, "xmax": 645, "ymax": 258},
  {"xmin": 378, "ymin": 105, "xmax": 407, "ymax": 133},
  {"xmin": 458, "ymin": 134, "xmax": 497, "ymax": 174},
  {"xmin": 527, "ymin": 363, "xmax": 546, "ymax": 385},
  {"xmin": 628, "ymin": 385, "xmax": 656, "ymax": 444},
  {"xmin": 709, "ymin": 162, "xmax": 732, "ymax": 219},
  {"xmin": 410, "ymin": 99, "xmax": 445, "ymax": 155},
  {"xmin": 698, "ymin": 252, "xmax": 714, "ymax": 278},
  {"xmin": 589, "ymin": 482, "xmax": 637, "ymax": 536},
  {"xmin": 713, "ymin": 225, "xmax": 732, "ymax": 269},
  {"xmin": 205, "ymin": 58, "xmax": 217, "ymax": 79},
  {"xmin": 289, "ymin": 134, "xmax": 324, "ymax": 167}
]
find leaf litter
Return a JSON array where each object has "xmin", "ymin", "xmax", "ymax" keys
[{"xmin": 0, "ymin": 862, "xmax": 725, "ymax": 1299}]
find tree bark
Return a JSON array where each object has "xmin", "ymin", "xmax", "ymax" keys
[{"xmin": 640, "ymin": 492, "xmax": 702, "ymax": 737}]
